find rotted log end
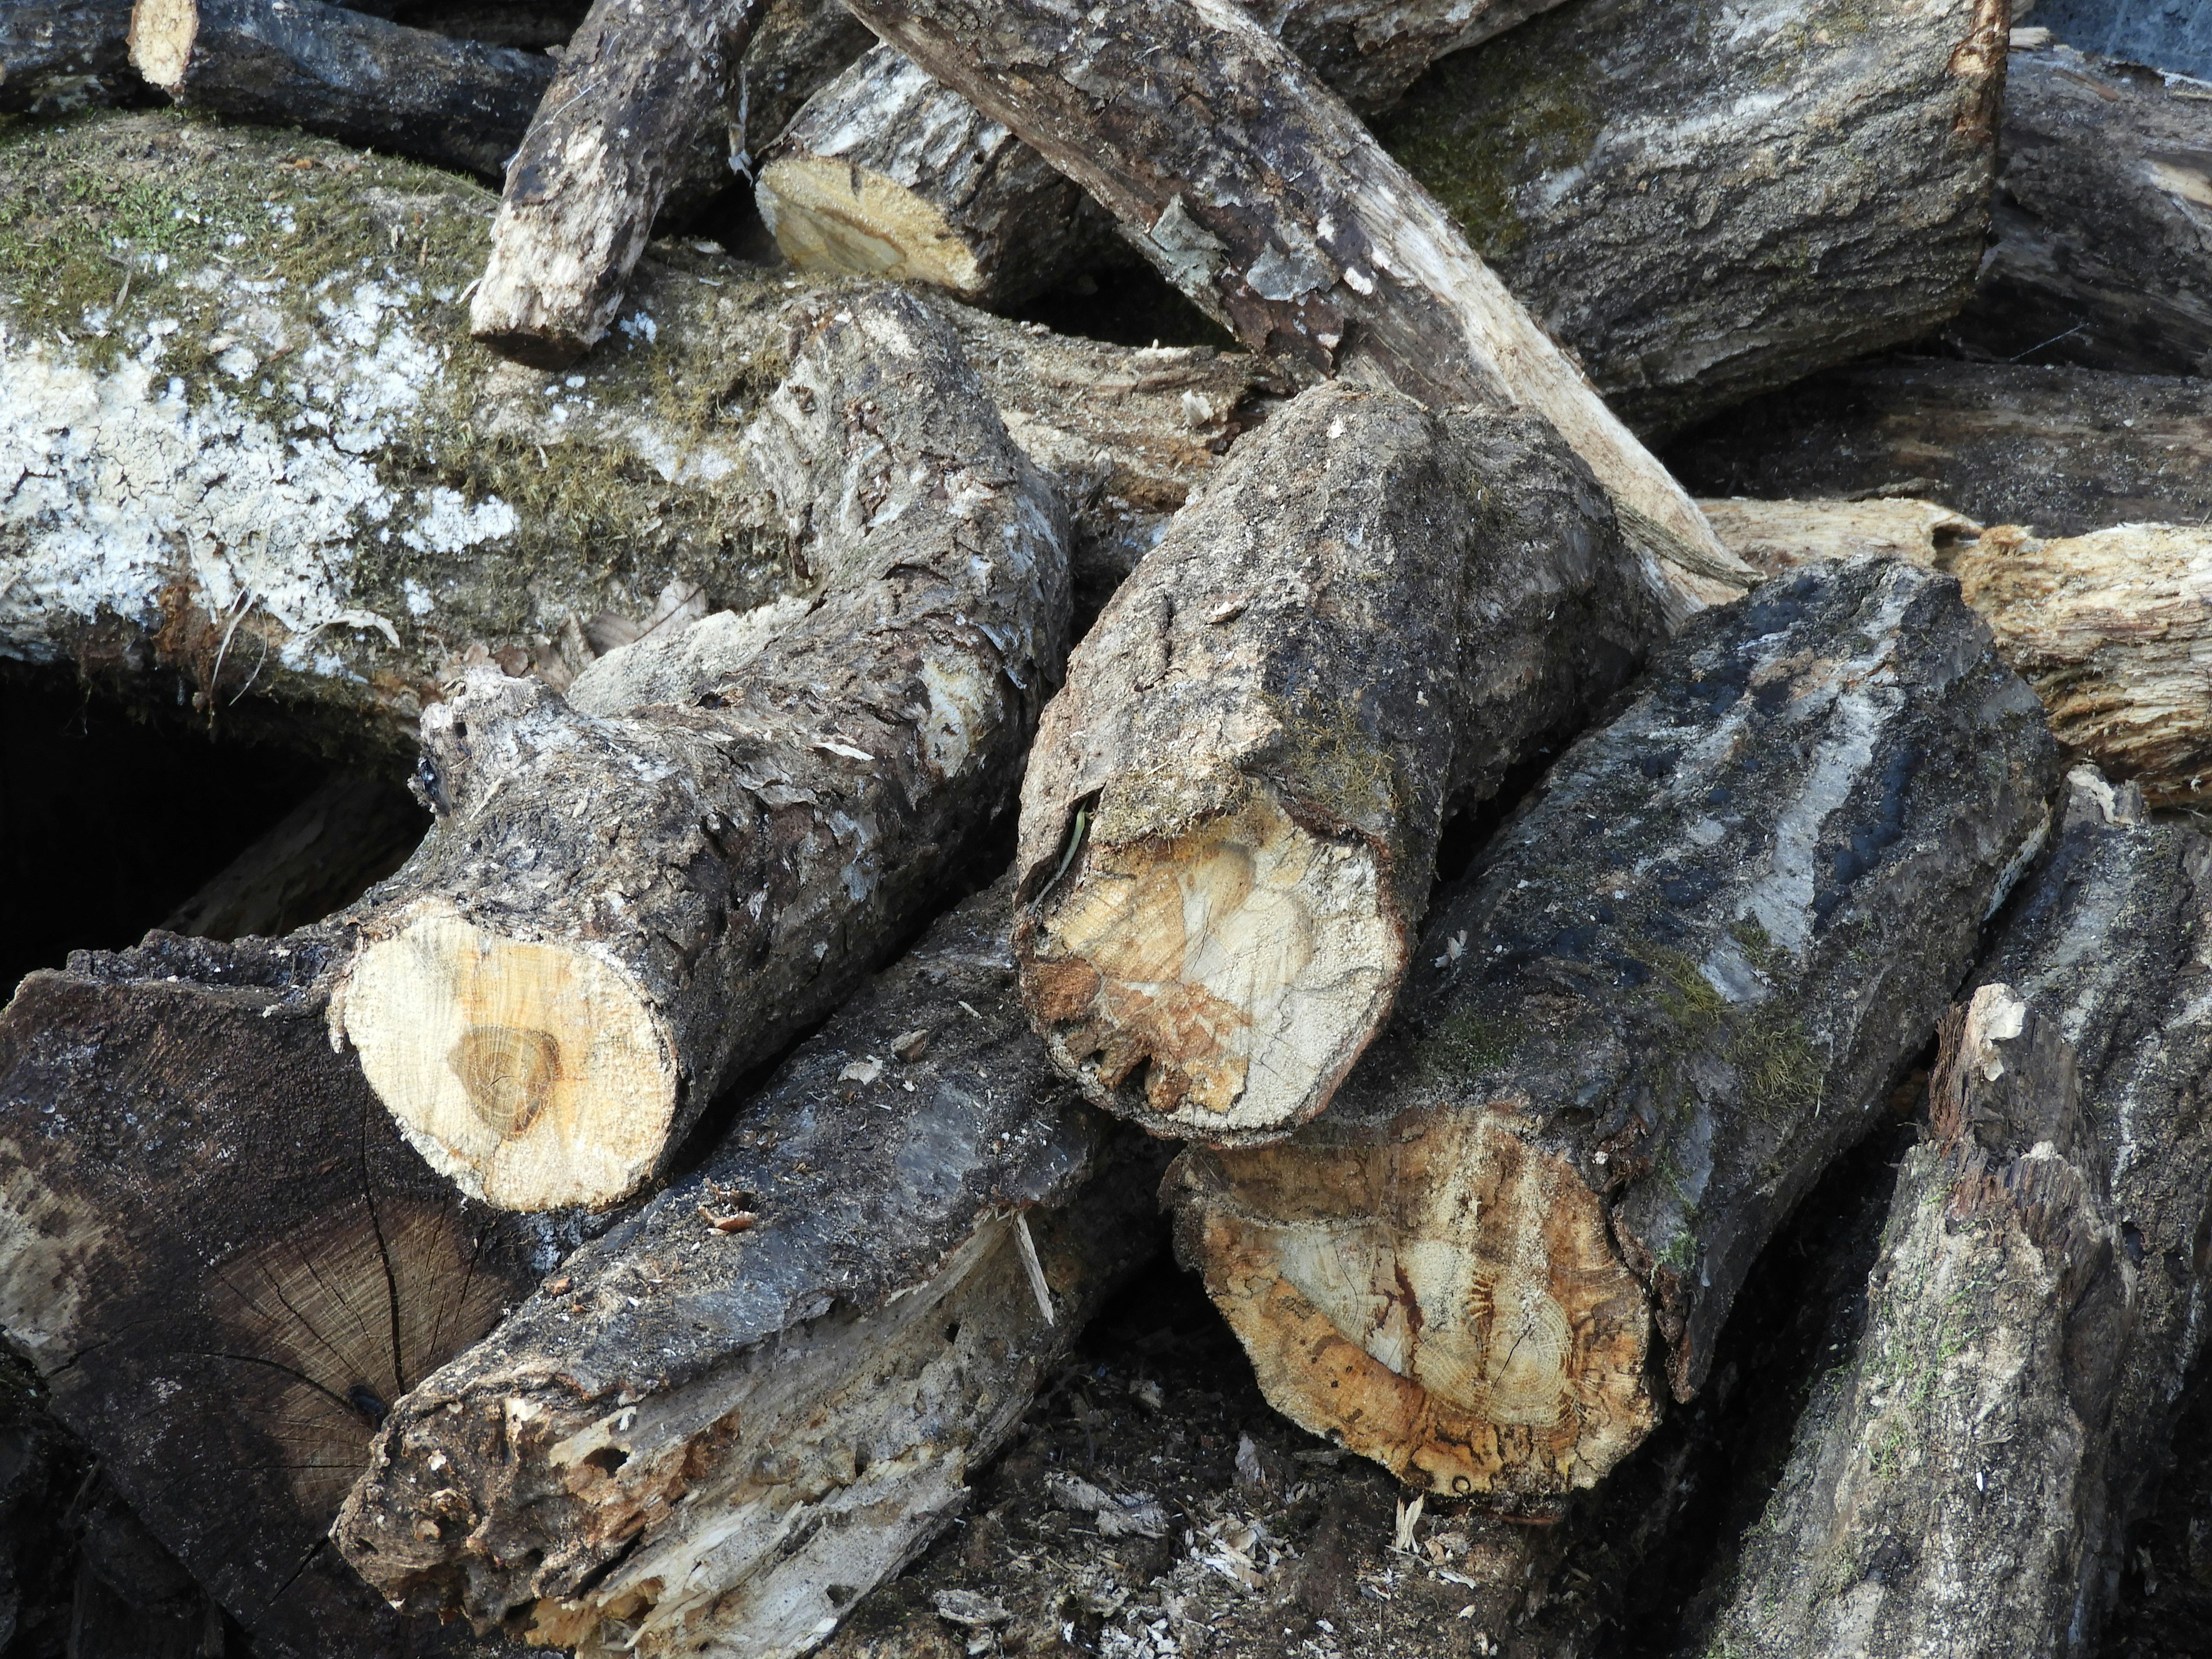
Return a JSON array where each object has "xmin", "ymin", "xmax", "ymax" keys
[
  {"xmin": 757, "ymin": 153, "xmax": 988, "ymax": 298},
  {"xmin": 1168, "ymin": 1110, "xmax": 1655, "ymax": 1502},
  {"xmin": 125, "ymin": 0, "xmax": 195, "ymax": 89},
  {"xmin": 468, "ymin": 249, "xmax": 603, "ymax": 369},
  {"xmin": 339, "ymin": 913, "xmax": 676, "ymax": 1211},
  {"xmin": 1017, "ymin": 771, "xmax": 1403, "ymax": 1142}
]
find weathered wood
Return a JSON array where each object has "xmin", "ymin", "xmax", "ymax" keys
[
  {"xmin": 1665, "ymin": 358, "xmax": 2212, "ymax": 537},
  {"xmin": 736, "ymin": 0, "xmax": 874, "ymax": 163},
  {"xmin": 1709, "ymin": 503, "xmax": 2212, "ymax": 809},
  {"xmin": 127, "ymin": 0, "xmax": 557, "ymax": 182},
  {"xmin": 334, "ymin": 880, "xmax": 1163, "ymax": 1659},
  {"xmin": 1012, "ymin": 381, "xmax": 1660, "ymax": 1143},
  {"xmin": 0, "ymin": 929, "xmax": 551, "ymax": 1658},
  {"xmin": 1169, "ymin": 559, "xmax": 2059, "ymax": 1502},
  {"xmin": 1950, "ymin": 40, "xmax": 2212, "ymax": 377},
  {"xmin": 0, "ymin": 0, "xmax": 134, "ymax": 112},
  {"xmin": 468, "ymin": 0, "xmax": 766, "ymax": 366},
  {"xmin": 834, "ymin": 0, "xmax": 1750, "ymax": 616},
  {"xmin": 2033, "ymin": 0, "xmax": 2212, "ymax": 79}
]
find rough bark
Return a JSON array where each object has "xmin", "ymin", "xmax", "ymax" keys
[
  {"xmin": 334, "ymin": 880, "xmax": 1164, "ymax": 1659},
  {"xmin": 1010, "ymin": 381, "xmax": 1660, "ymax": 1144},
  {"xmin": 1664, "ymin": 358, "xmax": 2212, "ymax": 537},
  {"xmin": 1709, "ymin": 503, "xmax": 2212, "ymax": 809},
  {"xmin": 0, "ymin": 0, "xmax": 135, "ymax": 112},
  {"xmin": 835, "ymin": 0, "xmax": 1750, "ymax": 617},
  {"xmin": 0, "ymin": 111, "xmax": 1266, "ymax": 756},
  {"xmin": 0, "ymin": 929, "xmax": 555, "ymax": 1659},
  {"xmin": 468, "ymin": 0, "xmax": 767, "ymax": 366},
  {"xmin": 1377, "ymin": 0, "xmax": 2009, "ymax": 436},
  {"xmin": 1169, "ymin": 558, "xmax": 2059, "ymax": 1503},
  {"xmin": 126, "ymin": 0, "xmax": 556, "ymax": 182},
  {"xmin": 734, "ymin": 0, "xmax": 875, "ymax": 161},
  {"xmin": 1948, "ymin": 40, "xmax": 2212, "ymax": 377}
]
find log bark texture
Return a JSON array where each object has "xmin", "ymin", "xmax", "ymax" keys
[
  {"xmin": 0, "ymin": 0, "xmax": 134, "ymax": 112},
  {"xmin": 1169, "ymin": 558, "xmax": 2059, "ymax": 1502},
  {"xmin": 736, "ymin": 0, "xmax": 874, "ymax": 162},
  {"xmin": 468, "ymin": 0, "xmax": 766, "ymax": 366},
  {"xmin": 334, "ymin": 880, "xmax": 1163, "ymax": 1659},
  {"xmin": 1949, "ymin": 40, "xmax": 2212, "ymax": 378},
  {"xmin": 0, "ymin": 929, "xmax": 556, "ymax": 1658},
  {"xmin": 834, "ymin": 0, "xmax": 1749, "ymax": 615},
  {"xmin": 127, "ymin": 0, "xmax": 557, "ymax": 182},
  {"xmin": 1011, "ymin": 381, "xmax": 1660, "ymax": 1143},
  {"xmin": 1665, "ymin": 358, "xmax": 2212, "ymax": 537}
]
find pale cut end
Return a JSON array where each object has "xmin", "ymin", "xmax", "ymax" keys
[
  {"xmin": 1020, "ymin": 778, "xmax": 1399, "ymax": 1142},
  {"xmin": 1178, "ymin": 1113, "xmax": 1654, "ymax": 1500},
  {"xmin": 127, "ymin": 0, "xmax": 198, "ymax": 90},
  {"xmin": 468, "ymin": 245, "xmax": 593, "ymax": 370},
  {"xmin": 756, "ymin": 155, "xmax": 987, "ymax": 298},
  {"xmin": 343, "ymin": 915, "xmax": 674, "ymax": 1210}
]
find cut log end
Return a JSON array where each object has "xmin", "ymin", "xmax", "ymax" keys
[
  {"xmin": 1019, "ymin": 775, "xmax": 1400, "ymax": 1141},
  {"xmin": 757, "ymin": 153, "xmax": 988, "ymax": 297},
  {"xmin": 341, "ymin": 914, "xmax": 674, "ymax": 1211},
  {"xmin": 1172, "ymin": 1112, "xmax": 1654, "ymax": 1502},
  {"xmin": 126, "ymin": 0, "xmax": 195, "ymax": 88}
]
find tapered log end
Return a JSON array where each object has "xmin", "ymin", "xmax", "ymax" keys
[
  {"xmin": 467, "ymin": 260, "xmax": 594, "ymax": 369},
  {"xmin": 757, "ymin": 154, "xmax": 988, "ymax": 298},
  {"xmin": 1171, "ymin": 1112, "xmax": 1655, "ymax": 1501},
  {"xmin": 1018, "ymin": 775, "xmax": 1403, "ymax": 1143},
  {"xmin": 126, "ymin": 0, "xmax": 195, "ymax": 90},
  {"xmin": 342, "ymin": 914, "xmax": 675, "ymax": 1210}
]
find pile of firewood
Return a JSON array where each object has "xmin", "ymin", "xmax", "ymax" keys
[{"xmin": 4, "ymin": 0, "xmax": 2212, "ymax": 1654}]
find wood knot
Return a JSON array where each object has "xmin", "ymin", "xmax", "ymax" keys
[{"xmin": 450, "ymin": 1025, "xmax": 562, "ymax": 1137}]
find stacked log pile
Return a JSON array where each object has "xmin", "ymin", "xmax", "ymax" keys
[{"xmin": 10, "ymin": 4, "xmax": 2212, "ymax": 1658}]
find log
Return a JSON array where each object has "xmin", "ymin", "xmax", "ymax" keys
[
  {"xmin": 737, "ymin": 0, "xmax": 875, "ymax": 161},
  {"xmin": 467, "ymin": 0, "xmax": 767, "ymax": 366},
  {"xmin": 1010, "ymin": 380, "xmax": 1661, "ymax": 1143},
  {"xmin": 1664, "ymin": 358, "xmax": 2212, "ymax": 537},
  {"xmin": 834, "ymin": 0, "xmax": 1752, "ymax": 616},
  {"xmin": 2031, "ymin": 0, "xmax": 2212, "ymax": 79},
  {"xmin": 1703, "ymin": 768, "xmax": 2212, "ymax": 1654},
  {"xmin": 0, "ymin": 0, "xmax": 134, "ymax": 113},
  {"xmin": 1708, "ymin": 503, "xmax": 2212, "ymax": 809},
  {"xmin": 333, "ymin": 880, "xmax": 1165, "ymax": 1658},
  {"xmin": 127, "ymin": 0, "xmax": 558, "ymax": 183},
  {"xmin": 1948, "ymin": 39, "xmax": 2212, "ymax": 377},
  {"xmin": 1168, "ymin": 557, "xmax": 2060, "ymax": 1502}
]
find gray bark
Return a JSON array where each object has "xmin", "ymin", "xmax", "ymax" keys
[
  {"xmin": 333, "ymin": 880, "xmax": 1164, "ymax": 1659},
  {"xmin": 1169, "ymin": 558, "xmax": 2059, "ymax": 1504},
  {"xmin": 1012, "ymin": 381, "xmax": 1662, "ymax": 1144},
  {"xmin": 0, "ymin": 0, "xmax": 134, "ymax": 112},
  {"xmin": 736, "ymin": 0, "xmax": 875, "ymax": 159}
]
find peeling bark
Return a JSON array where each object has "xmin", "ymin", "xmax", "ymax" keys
[
  {"xmin": 1169, "ymin": 559, "xmax": 2059, "ymax": 1503},
  {"xmin": 0, "ymin": 0, "xmax": 135, "ymax": 112},
  {"xmin": 334, "ymin": 881, "xmax": 1162, "ymax": 1659},
  {"xmin": 1012, "ymin": 381, "xmax": 1659, "ymax": 1143}
]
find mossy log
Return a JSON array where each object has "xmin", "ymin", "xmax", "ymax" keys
[
  {"xmin": 1706, "ymin": 770, "xmax": 2212, "ymax": 1656},
  {"xmin": 1709, "ymin": 502, "xmax": 2212, "ymax": 809},
  {"xmin": 0, "ymin": 110, "xmax": 1264, "ymax": 759},
  {"xmin": 1950, "ymin": 40, "xmax": 2212, "ymax": 378},
  {"xmin": 126, "ymin": 0, "xmax": 558, "ymax": 182},
  {"xmin": 1012, "ymin": 381, "xmax": 1659, "ymax": 1144},
  {"xmin": 334, "ymin": 880, "xmax": 1164, "ymax": 1659},
  {"xmin": 836, "ymin": 0, "xmax": 1749, "ymax": 618},
  {"xmin": 468, "ymin": 0, "xmax": 767, "ymax": 366},
  {"xmin": 1665, "ymin": 358, "xmax": 2212, "ymax": 538},
  {"xmin": 1169, "ymin": 559, "xmax": 2059, "ymax": 1503},
  {"xmin": 0, "ymin": 0, "xmax": 135, "ymax": 113}
]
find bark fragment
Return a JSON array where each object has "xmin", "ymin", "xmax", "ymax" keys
[
  {"xmin": 1170, "ymin": 559, "xmax": 2059, "ymax": 1502},
  {"xmin": 1012, "ymin": 381, "xmax": 1658, "ymax": 1143}
]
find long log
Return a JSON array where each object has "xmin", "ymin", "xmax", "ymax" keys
[
  {"xmin": 334, "ymin": 880, "xmax": 1164, "ymax": 1659},
  {"xmin": 1010, "ymin": 380, "xmax": 1660, "ymax": 1143},
  {"xmin": 1704, "ymin": 768, "xmax": 2212, "ymax": 1655},
  {"xmin": 1169, "ymin": 558, "xmax": 2059, "ymax": 1502},
  {"xmin": 127, "ymin": 0, "xmax": 558, "ymax": 183},
  {"xmin": 835, "ymin": 0, "xmax": 1751, "ymax": 616},
  {"xmin": 1950, "ymin": 39, "xmax": 2212, "ymax": 378},
  {"xmin": 468, "ymin": 0, "xmax": 767, "ymax": 366},
  {"xmin": 0, "ymin": 0, "xmax": 134, "ymax": 112},
  {"xmin": 1664, "ymin": 358, "xmax": 2212, "ymax": 537}
]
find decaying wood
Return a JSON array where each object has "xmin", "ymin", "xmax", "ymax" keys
[
  {"xmin": 0, "ymin": 929, "xmax": 554, "ymax": 1658},
  {"xmin": 0, "ymin": 0, "xmax": 134, "ymax": 112},
  {"xmin": 1169, "ymin": 559, "xmax": 2059, "ymax": 1502},
  {"xmin": 835, "ymin": 0, "xmax": 1750, "ymax": 616},
  {"xmin": 1012, "ymin": 381, "xmax": 1659, "ymax": 1143},
  {"xmin": 1710, "ymin": 502, "xmax": 2212, "ymax": 809},
  {"xmin": 734, "ymin": 0, "xmax": 874, "ymax": 164},
  {"xmin": 1950, "ymin": 40, "xmax": 2212, "ymax": 378},
  {"xmin": 1706, "ymin": 770, "xmax": 2212, "ymax": 1656},
  {"xmin": 1665, "ymin": 358, "xmax": 2212, "ymax": 537},
  {"xmin": 468, "ymin": 0, "xmax": 766, "ymax": 366},
  {"xmin": 127, "ymin": 0, "xmax": 556, "ymax": 182},
  {"xmin": 334, "ymin": 880, "xmax": 1163, "ymax": 1659}
]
